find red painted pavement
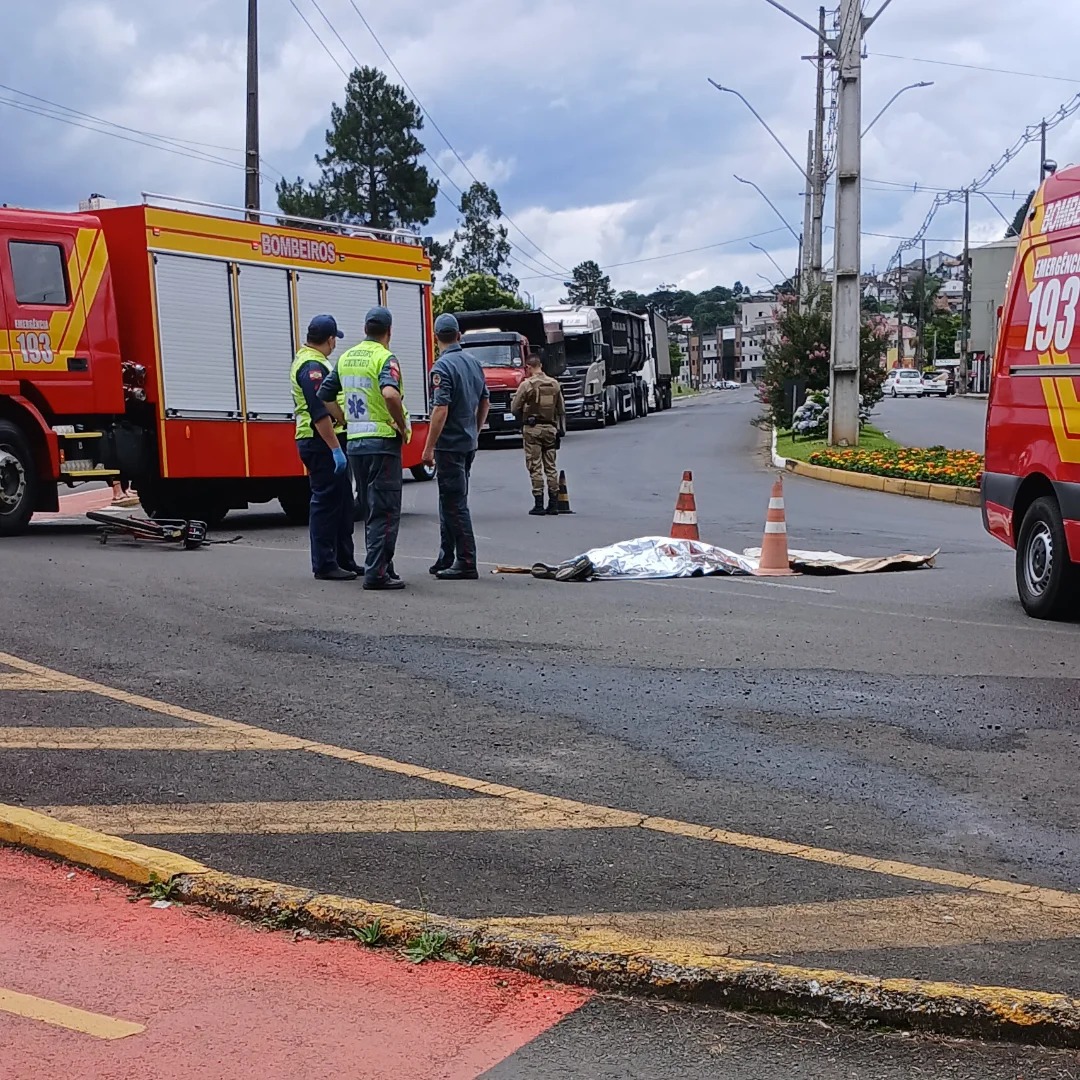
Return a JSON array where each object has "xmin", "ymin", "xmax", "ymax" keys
[
  {"xmin": 0, "ymin": 848, "xmax": 589, "ymax": 1079},
  {"xmin": 32, "ymin": 485, "xmax": 117, "ymax": 523}
]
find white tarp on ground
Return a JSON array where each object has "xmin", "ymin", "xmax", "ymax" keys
[{"xmin": 495, "ymin": 537, "xmax": 938, "ymax": 581}]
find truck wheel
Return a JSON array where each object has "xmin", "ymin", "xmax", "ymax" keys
[
  {"xmin": 0, "ymin": 420, "xmax": 36, "ymax": 536},
  {"xmin": 278, "ymin": 483, "xmax": 311, "ymax": 526},
  {"xmin": 1016, "ymin": 496, "xmax": 1079, "ymax": 620},
  {"xmin": 410, "ymin": 463, "xmax": 436, "ymax": 482}
]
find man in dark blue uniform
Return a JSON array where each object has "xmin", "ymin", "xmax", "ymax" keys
[
  {"xmin": 421, "ymin": 313, "xmax": 489, "ymax": 580},
  {"xmin": 290, "ymin": 314, "xmax": 357, "ymax": 581}
]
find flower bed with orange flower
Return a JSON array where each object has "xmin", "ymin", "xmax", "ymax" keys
[{"xmin": 806, "ymin": 445, "xmax": 983, "ymax": 488}]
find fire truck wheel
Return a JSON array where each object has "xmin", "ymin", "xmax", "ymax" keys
[
  {"xmin": 1016, "ymin": 496, "xmax": 1079, "ymax": 620},
  {"xmin": 0, "ymin": 420, "xmax": 37, "ymax": 536},
  {"xmin": 410, "ymin": 463, "xmax": 437, "ymax": 482},
  {"xmin": 279, "ymin": 484, "xmax": 311, "ymax": 526}
]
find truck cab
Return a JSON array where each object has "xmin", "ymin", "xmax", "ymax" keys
[
  {"xmin": 459, "ymin": 329, "xmax": 528, "ymax": 441},
  {"xmin": 543, "ymin": 305, "xmax": 606, "ymax": 426}
]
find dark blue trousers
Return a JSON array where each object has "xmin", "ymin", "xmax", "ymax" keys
[
  {"xmin": 351, "ymin": 452, "xmax": 402, "ymax": 585},
  {"xmin": 435, "ymin": 450, "xmax": 477, "ymax": 571},
  {"xmin": 298, "ymin": 442, "xmax": 355, "ymax": 576}
]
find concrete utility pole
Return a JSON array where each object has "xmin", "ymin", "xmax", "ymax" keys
[
  {"xmin": 915, "ymin": 237, "xmax": 927, "ymax": 368},
  {"xmin": 826, "ymin": 0, "xmax": 863, "ymax": 445},
  {"xmin": 800, "ymin": 130, "xmax": 814, "ymax": 309},
  {"xmin": 244, "ymin": 0, "xmax": 260, "ymax": 216},
  {"xmin": 809, "ymin": 5, "xmax": 827, "ymax": 291},
  {"xmin": 896, "ymin": 251, "xmax": 904, "ymax": 369},
  {"xmin": 1040, "ymin": 120, "xmax": 1047, "ymax": 190},
  {"xmin": 959, "ymin": 188, "xmax": 971, "ymax": 396}
]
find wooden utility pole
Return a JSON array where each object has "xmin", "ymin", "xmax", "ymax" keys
[
  {"xmin": 959, "ymin": 189, "xmax": 971, "ymax": 395},
  {"xmin": 244, "ymin": 0, "xmax": 261, "ymax": 216}
]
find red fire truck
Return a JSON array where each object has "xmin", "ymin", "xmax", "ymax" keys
[{"xmin": 0, "ymin": 194, "xmax": 435, "ymax": 536}]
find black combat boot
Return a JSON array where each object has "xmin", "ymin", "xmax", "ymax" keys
[
  {"xmin": 529, "ymin": 495, "xmax": 546, "ymax": 516},
  {"xmin": 546, "ymin": 494, "xmax": 559, "ymax": 515}
]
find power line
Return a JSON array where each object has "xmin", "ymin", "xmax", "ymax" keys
[
  {"xmin": 0, "ymin": 81, "xmax": 286, "ymax": 181},
  {"xmin": 0, "ymin": 97, "xmax": 248, "ymax": 173},
  {"xmin": 864, "ymin": 177, "xmax": 1029, "ymax": 198},
  {"xmin": 291, "ymin": 0, "xmax": 564, "ymax": 283},
  {"xmin": 341, "ymin": 0, "xmax": 570, "ymax": 277},
  {"xmin": 871, "ymin": 52, "xmax": 1080, "ymax": 86},
  {"xmin": 516, "ymin": 227, "xmax": 791, "ymax": 282},
  {"xmin": 887, "ymin": 87, "xmax": 1080, "ymax": 268}
]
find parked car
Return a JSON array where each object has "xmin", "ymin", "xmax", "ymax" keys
[
  {"xmin": 922, "ymin": 371, "xmax": 950, "ymax": 397},
  {"xmin": 884, "ymin": 369, "xmax": 925, "ymax": 397}
]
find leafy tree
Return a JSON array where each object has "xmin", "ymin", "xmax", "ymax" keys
[
  {"xmin": 1007, "ymin": 191, "xmax": 1035, "ymax": 238},
  {"xmin": 424, "ymin": 237, "xmax": 451, "ymax": 277},
  {"xmin": 562, "ymin": 260, "xmax": 615, "ymax": 306},
  {"xmin": 668, "ymin": 340, "xmax": 683, "ymax": 377},
  {"xmin": 276, "ymin": 66, "xmax": 437, "ymax": 231},
  {"xmin": 614, "ymin": 289, "xmax": 649, "ymax": 311},
  {"xmin": 756, "ymin": 289, "xmax": 888, "ymax": 431},
  {"xmin": 445, "ymin": 181, "xmax": 517, "ymax": 292},
  {"xmin": 433, "ymin": 273, "xmax": 524, "ymax": 317}
]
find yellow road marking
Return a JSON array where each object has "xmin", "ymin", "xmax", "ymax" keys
[
  {"xmin": 0, "ymin": 987, "xmax": 144, "ymax": 1040},
  {"xmin": 482, "ymin": 892, "xmax": 1080, "ymax": 959},
  {"xmin": 36, "ymin": 798, "xmax": 643, "ymax": 835},
  {"xmin": 0, "ymin": 727, "xmax": 285, "ymax": 751},
  {"xmin": 2, "ymin": 651, "xmax": 1079, "ymax": 914},
  {"xmin": 0, "ymin": 673, "xmax": 82, "ymax": 691}
]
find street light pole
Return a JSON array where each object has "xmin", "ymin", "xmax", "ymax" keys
[
  {"xmin": 861, "ymin": 81, "xmax": 933, "ymax": 139},
  {"xmin": 709, "ymin": 81, "xmax": 809, "ymax": 182},
  {"xmin": 733, "ymin": 175, "xmax": 801, "ymax": 245}
]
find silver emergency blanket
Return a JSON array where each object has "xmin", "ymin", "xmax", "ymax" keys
[
  {"xmin": 566, "ymin": 536, "xmax": 757, "ymax": 580},
  {"xmin": 496, "ymin": 537, "xmax": 938, "ymax": 581}
]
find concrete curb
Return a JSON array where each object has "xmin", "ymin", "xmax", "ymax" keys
[{"xmin": 4, "ymin": 803, "xmax": 1080, "ymax": 1046}]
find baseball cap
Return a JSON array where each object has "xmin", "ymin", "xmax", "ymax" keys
[
  {"xmin": 365, "ymin": 305, "xmax": 393, "ymax": 331},
  {"xmin": 434, "ymin": 313, "xmax": 459, "ymax": 334},
  {"xmin": 307, "ymin": 314, "xmax": 343, "ymax": 342}
]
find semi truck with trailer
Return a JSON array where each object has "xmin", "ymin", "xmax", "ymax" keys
[
  {"xmin": 544, "ymin": 304, "xmax": 649, "ymax": 427},
  {"xmin": 0, "ymin": 194, "xmax": 435, "ymax": 536},
  {"xmin": 452, "ymin": 308, "xmax": 567, "ymax": 442},
  {"xmin": 643, "ymin": 307, "xmax": 673, "ymax": 411}
]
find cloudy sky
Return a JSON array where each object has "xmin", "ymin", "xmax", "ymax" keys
[{"xmin": 2, "ymin": 1, "xmax": 1078, "ymax": 302}]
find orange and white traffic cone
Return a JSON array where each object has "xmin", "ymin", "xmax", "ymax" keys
[
  {"xmin": 755, "ymin": 474, "xmax": 795, "ymax": 576},
  {"xmin": 670, "ymin": 471, "xmax": 700, "ymax": 541}
]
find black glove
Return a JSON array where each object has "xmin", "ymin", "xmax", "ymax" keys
[{"xmin": 555, "ymin": 434, "xmax": 563, "ymax": 450}]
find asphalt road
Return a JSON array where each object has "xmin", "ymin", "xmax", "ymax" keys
[
  {"xmin": 3, "ymin": 388, "xmax": 1079, "ymax": 1076},
  {"xmin": 872, "ymin": 393, "xmax": 987, "ymax": 451}
]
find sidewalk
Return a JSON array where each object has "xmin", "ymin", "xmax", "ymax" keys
[{"xmin": 0, "ymin": 847, "xmax": 587, "ymax": 1080}]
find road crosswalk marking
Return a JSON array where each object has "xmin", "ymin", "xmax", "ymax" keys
[
  {"xmin": 2, "ymin": 649, "xmax": 1080, "ymax": 917},
  {"xmin": 36, "ymin": 798, "xmax": 643, "ymax": 835}
]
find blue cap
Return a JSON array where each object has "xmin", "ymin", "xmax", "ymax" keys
[
  {"xmin": 307, "ymin": 314, "xmax": 343, "ymax": 343},
  {"xmin": 365, "ymin": 305, "xmax": 393, "ymax": 331},
  {"xmin": 434, "ymin": 313, "xmax": 459, "ymax": 335}
]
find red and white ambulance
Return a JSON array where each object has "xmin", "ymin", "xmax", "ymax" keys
[{"xmin": 983, "ymin": 164, "xmax": 1080, "ymax": 617}]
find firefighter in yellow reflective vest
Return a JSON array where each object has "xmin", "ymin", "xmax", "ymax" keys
[
  {"xmin": 291, "ymin": 314, "xmax": 357, "ymax": 581},
  {"xmin": 319, "ymin": 306, "xmax": 410, "ymax": 591}
]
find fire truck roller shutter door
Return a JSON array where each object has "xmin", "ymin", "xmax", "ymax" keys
[
  {"xmin": 237, "ymin": 264, "xmax": 295, "ymax": 417},
  {"xmin": 154, "ymin": 254, "xmax": 240, "ymax": 416},
  {"xmin": 382, "ymin": 281, "xmax": 429, "ymax": 415},
  {"xmin": 295, "ymin": 271, "xmax": 379, "ymax": 356}
]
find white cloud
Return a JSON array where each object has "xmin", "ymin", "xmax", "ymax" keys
[{"xmin": 5, "ymin": 0, "xmax": 1080, "ymax": 297}]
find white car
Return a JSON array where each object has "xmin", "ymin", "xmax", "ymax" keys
[
  {"xmin": 922, "ymin": 372, "xmax": 949, "ymax": 397},
  {"xmin": 884, "ymin": 369, "xmax": 925, "ymax": 397}
]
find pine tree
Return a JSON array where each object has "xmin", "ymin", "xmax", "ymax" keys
[
  {"xmin": 276, "ymin": 66, "xmax": 437, "ymax": 231},
  {"xmin": 446, "ymin": 182, "xmax": 517, "ymax": 292},
  {"xmin": 562, "ymin": 260, "xmax": 615, "ymax": 306}
]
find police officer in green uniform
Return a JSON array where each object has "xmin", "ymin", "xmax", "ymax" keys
[
  {"xmin": 291, "ymin": 314, "xmax": 357, "ymax": 580},
  {"xmin": 318, "ymin": 306, "xmax": 409, "ymax": 591}
]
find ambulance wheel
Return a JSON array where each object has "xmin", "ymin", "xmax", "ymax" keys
[
  {"xmin": 410, "ymin": 463, "xmax": 436, "ymax": 482},
  {"xmin": 279, "ymin": 483, "xmax": 311, "ymax": 526},
  {"xmin": 0, "ymin": 420, "xmax": 36, "ymax": 536},
  {"xmin": 1016, "ymin": 496, "xmax": 1079, "ymax": 620}
]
